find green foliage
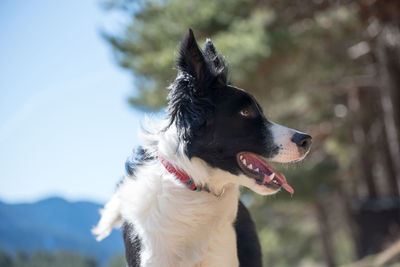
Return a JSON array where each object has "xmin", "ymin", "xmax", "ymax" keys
[
  {"xmin": 254, "ymin": 202, "xmax": 323, "ymax": 266},
  {"xmin": 0, "ymin": 251, "xmax": 97, "ymax": 267},
  {"xmin": 0, "ymin": 251, "xmax": 12, "ymax": 267},
  {"xmin": 106, "ymin": 253, "xmax": 125, "ymax": 267}
]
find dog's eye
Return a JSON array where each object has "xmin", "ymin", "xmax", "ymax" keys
[{"xmin": 239, "ymin": 108, "xmax": 250, "ymax": 117}]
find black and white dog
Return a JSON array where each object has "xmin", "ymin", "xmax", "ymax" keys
[{"xmin": 93, "ymin": 29, "xmax": 311, "ymax": 267}]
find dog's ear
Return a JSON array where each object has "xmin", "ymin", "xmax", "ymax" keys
[
  {"xmin": 203, "ymin": 39, "xmax": 227, "ymax": 84},
  {"xmin": 204, "ymin": 39, "xmax": 222, "ymax": 70},
  {"xmin": 177, "ymin": 29, "xmax": 211, "ymax": 89}
]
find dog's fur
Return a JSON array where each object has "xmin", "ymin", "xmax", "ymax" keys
[{"xmin": 93, "ymin": 29, "xmax": 311, "ymax": 267}]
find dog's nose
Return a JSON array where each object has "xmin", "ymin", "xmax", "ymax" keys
[{"xmin": 291, "ymin": 132, "xmax": 312, "ymax": 152}]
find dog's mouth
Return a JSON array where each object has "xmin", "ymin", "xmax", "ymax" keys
[{"xmin": 236, "ymin": 152, "xmax": 294, "ymax": 195}]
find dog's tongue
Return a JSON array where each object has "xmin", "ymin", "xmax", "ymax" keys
[
  {"xmin": 282, "ymin": 184, "xmax": 294, "ymax": 195},
  {"xmin": 276, "ymin": 173, "xmax": 294, "ymax": 195},
  {"xmin": 264, "ymin": 172, "xmax": 294, "ymax": 195}
]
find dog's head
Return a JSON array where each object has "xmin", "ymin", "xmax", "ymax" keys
[{"xmin": 167, "ymin": 29, "xmax": 311, "ymax": 196}]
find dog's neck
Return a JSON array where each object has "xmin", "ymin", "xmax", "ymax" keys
[
  {"xmin": 157, "ymin": 125, "xmax": 235, "ymax": 196},
  {"xmin": 158, "ymin": 154, "xmax": 203, "ymax": 192}
]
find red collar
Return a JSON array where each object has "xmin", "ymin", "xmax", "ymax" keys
[{"xmin": 158, "ymin": 155, "xmax": 197, "ymax": 191}]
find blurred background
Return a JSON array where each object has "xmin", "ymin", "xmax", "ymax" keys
[{"xmin": 1, "ymin": 0, "xmax": 400, "ymax": 266}]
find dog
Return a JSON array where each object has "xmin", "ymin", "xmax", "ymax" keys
[{"xmin": 93, "ymin": 29, "xmax": 311, "ymax": 267}]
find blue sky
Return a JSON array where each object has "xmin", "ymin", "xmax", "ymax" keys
[{"xmin": 0, "ymin": 0, "xmax": 152, "ymax": 203}]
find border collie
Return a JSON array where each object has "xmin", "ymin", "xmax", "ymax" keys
[{"xmin": 93, "ymin": 29, "xmax": 311, "ymax": 267}]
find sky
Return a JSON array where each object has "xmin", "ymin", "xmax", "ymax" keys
[{"xmin": 0, "ymin": 0, "xmax": 152, "ymax": 204}]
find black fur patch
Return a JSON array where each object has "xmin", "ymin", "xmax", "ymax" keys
[
  {"xmin": 123, "ymin": 222, "xmax": 141, "ymax": 267},
  {"xmin": 167, "ymin": 29, "xmax": 227, "ymax": 142},
  {"xmin": 125, "ymin": 146, "xmax": 155, "ymax": 176},
  {"xmin": 235, "ymin": 201, "xmax": 262, "ymax": 267}
]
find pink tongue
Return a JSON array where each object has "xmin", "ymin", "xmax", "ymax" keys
[
  {"xmin": 264, "ymin": 173, "xmax": 294, "ymax": 195},
  {"xmin": 282, "ymin": 183, "xmax": 294, "ymax": 195}
]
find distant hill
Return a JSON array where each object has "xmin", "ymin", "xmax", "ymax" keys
[{"xmin": 0, "ymin": 197, "xmax": 124, "ymax": 264}]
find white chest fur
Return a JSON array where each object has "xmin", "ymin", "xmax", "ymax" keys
[{"xmin": 118, "ymin": 167, "xmax": 240, "ymax": 267}]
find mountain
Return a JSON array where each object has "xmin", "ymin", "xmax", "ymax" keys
[{"xmin": 0, "ymin": 197, "xmax": 124, "ymax": 264}]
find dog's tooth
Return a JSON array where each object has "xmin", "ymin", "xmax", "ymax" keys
[
  {"xmin": 242, "ymin": 159, "xmax": 246, "ymax": 165},
  {"xmin": 240, "ymin": 155, "xmax": 243, "ymax": 160},
  {"xmin": 269, "ymin": 173, "xmax": 275, "ymax": 179},
  {"xmin": 255, "ymin": 168, "xmax": 259, "ymax": 172},
  {"xmin": 248, "ymin": 164, "xmax": 253, "ymax": 170}
]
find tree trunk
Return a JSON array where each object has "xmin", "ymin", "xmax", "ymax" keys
[
  {"xmin": 375, "ymin": 25, "xmax": 400, "ymax": 194},
  {"xmin": 315, "ymin": 201, "xmax": 336, "ymax": 267},
  {"xmin": 358, "ymin": 0, "xmax": 400, "ymax": 200}
]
